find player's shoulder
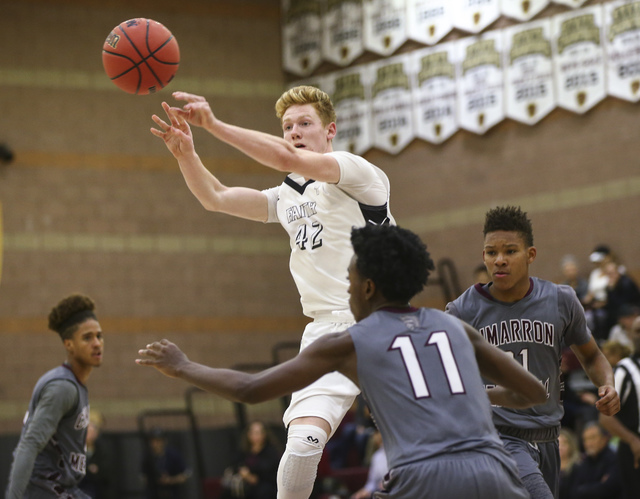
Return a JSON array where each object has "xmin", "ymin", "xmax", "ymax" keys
[{"xmin": 532, "ymin": 277, "xmax": 578, "ymax": 303}]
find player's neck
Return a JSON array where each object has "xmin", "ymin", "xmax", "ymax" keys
[
  {"xmin": 489, "ymin": 277, "xmax": 532, "ymax": 303},
  {"xmin": 65, "ymin": 359, "xmax": 92, "ymax": 385}
]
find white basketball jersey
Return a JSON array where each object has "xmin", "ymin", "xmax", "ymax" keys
[{"xmin": 264, "ymin": 151, "xmax": 394, "ymax": 317}]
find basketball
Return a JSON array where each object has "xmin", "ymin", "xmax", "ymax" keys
[{"xmin": 102, "ymin": 18, "xmax": 180, "ymax": 95}]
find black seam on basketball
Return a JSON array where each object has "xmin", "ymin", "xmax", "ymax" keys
[{"xmin": 102, "ymin": 51, "xmax": 141, "ymax": 79}]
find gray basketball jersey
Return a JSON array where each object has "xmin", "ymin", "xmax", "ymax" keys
[
  {"xmin": 23, "ymin": 365, "xmax": 90, "ymax": 490},
  {"xmin": 349, "ymin": 307, "xmax": 507, "ymax": 470},
  {"xmin": 446, "ymin": 277, "xmax": 592, "ymax": 429}
]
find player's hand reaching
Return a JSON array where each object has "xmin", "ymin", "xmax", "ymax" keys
[
  {"xmin": 136, "ymin": 339, "xmax": 189, "ymax": 379},
  {"xmin": 595, "ymin": 384, "xmax": 620, "ymax": 416},
  {"xmin": 150, "ymin": 102, "xmax": 195, "ymax": 157},
  {"xmin": 171, "ymin": 91, "xmax": 218, "ymax": 131}
]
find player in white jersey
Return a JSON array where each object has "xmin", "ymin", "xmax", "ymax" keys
[
  {"xmin": 446, "ymin": 206, "xmax": 620, "ymax": 499},
  {"xmin": 150, "ymin": 86, "xmax": 393, "ymax": 499},
  {"xmin": 137, "ymin": 224, "xmax": 547, "ymax": 499}
]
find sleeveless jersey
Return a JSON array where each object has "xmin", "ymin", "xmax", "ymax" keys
[
  {"xmin": 23, "ymin": 365, "xmax": 90, "ymax": 489},
  {"xmin": 264, "ymin": 151, "xmax": 393, "ymax": 318},
  {"xmin": 446, "ymin": 277, "xmax": 592, "ymax": 429},
  {"xmin": 349, "ymin": 307, "xmax": 506, "ymax": 470}
]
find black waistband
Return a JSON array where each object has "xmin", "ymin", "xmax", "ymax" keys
[{"xmin": 495, "ymin": 425, "xmax": 560, "ymax": 443}]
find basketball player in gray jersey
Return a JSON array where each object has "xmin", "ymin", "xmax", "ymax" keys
[
  {"xmin": 138, "ymin": 224, "xmax": 547, "ymax": 498},
  {"xmin": 6, "ymin": 295, "xmax": 104, "ymax": 499},
  {"xmin": 446, "ymin": 206, "xmax": 620, "ymax": 499}
]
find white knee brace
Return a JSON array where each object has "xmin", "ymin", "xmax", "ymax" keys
[{"xmin": 277, "ymin": 424, "xmax": 328, "ymax": 499}]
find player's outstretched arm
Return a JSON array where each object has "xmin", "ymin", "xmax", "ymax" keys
[
  {"xmin": 167, "ymin": 92, "xmax": 341, "ymax": 183},
  {"xmin": 571, "ymin": 337, "xmax": 620, "ymax": 416},
  {"xmin": 463, "ymin": 323, "xmax": 547, "ymax": 408},
  {"xmin": 151, "ymin": 102, "xmax": 268, "ymax": 222},
  {"xmin": 136, "ymin": 334, "xmax": 356, "ymax": 404}
]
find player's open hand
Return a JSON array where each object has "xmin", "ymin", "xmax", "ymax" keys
[
  {"xmin": 136, "ymin": 339, "xmax": 189, "ymax": 378},
  {"xmin": 171, "ymin": 91, "xmax": 217, "ymax": 130},
  {"xmin": 150, "ymin": 102, "xmax": 195, "ymax": 157},
  {"xmin": 595, "ymin": 384, "xmax": 620, "ymax": 416}
]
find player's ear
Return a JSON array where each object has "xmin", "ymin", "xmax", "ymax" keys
[
  {"xmin": 63, "ymin": 338, "xmax": 75, "ymax": 356},
  {"xmin": 326, "ymin": 122, "xmax": 337, "ymax": 140},
  {"xmin": 527, "ymin": 246, "xmax": 537, "ymax": 264},
  {"xmin": 364, "ymin": 279, "xmax": 376, "ymax": 300}
]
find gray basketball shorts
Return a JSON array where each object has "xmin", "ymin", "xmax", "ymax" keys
[
  {"xmin": 373, "ymin": 450, "xmax": 529, "ymax": 499},
  {"xmin": 499, "ymin": 434, "xmax": 560, "ymax": 499}
]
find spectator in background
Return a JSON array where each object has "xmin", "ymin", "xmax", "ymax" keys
[
  {"xmin": 560, "ymin": 255, "xmax": 589, "ymax": 304},
  {"xmin": 79, "ymin": 411, "xmax": 116, "ymax": 499},
  {"xmin": 559, "ymin": 428, "xmax": 581, "ymax": 499},
  {"xmin": 607, "ymin": 305, "xmax": 640, "ymax": 351},
  {"xmin": 604, "ymin": 263, "xmax": 640, "ymax": 336},
  {"xmin": 583, "ymin": 245, "xmax": 613, "ymax": 341},
  {"xmin": 350, "ymin": 430, "xmax": 387, "ymax": 499},
  {"xmin": 567, "ymin": 422, "xmax": 622, "ymax": 499},
  {"xmin": 221, "ymin": 421, "xmax": 281, "ymax": 499},
  {"xmin": 142, "ymin": 427, "xmax": 191, "ymax": 499},
  {"xmin": 600, "ymin": 316, "xmax": 640, "ymax": 499},
  {"xmin": 601, "ymin": 340, "xmax": 633, "ymax": 368}
]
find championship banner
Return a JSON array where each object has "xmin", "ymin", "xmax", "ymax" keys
[
  {"xmin": 370, "ymin": 54, "xmax": 415, "ymax": 154},
  {"xmin": 452, "ymin": 0, "xmax": 501, "ymax": 34},
  {"xmin": 504, "ymin": 19, "xmax": 556, "ymax": 125},
  {"xmin": 411, "ymin": 43, "xmax": 459, "ymax": 144},
  {"xmin": 501, "ymin": 0, "xmax": 550, "ymax": 22},
  {"xmin": 406, "ymin": 0, "xmax": 453, "ymax": 46},
  {"xmin": 282, "ymin": 0, "xmax": 323, "ymax": 76},
  {"xmin": 326, "ymin": 66, "xmax": 374, "ymax": 155},
  {"xmin": 553, "ymin": 5, "xmax": 606, "ymax": 114},
  {"xmin": 322, "ymin": 0, "xmax": 365, "ymax": 67},
  {"xmin": 605, "ymin": 0, "xmax": 640, "ymax": 103},
  {"xmin": 363, "ymin": 0, "xmax": 408, "ymax": 56},
  {"xmin": 552, "ymin": 0, "xmax": 589, "ymax": 8},
  {"xmin": 456, "ymin": 31, "xmax": 505, "ymax": 135}
]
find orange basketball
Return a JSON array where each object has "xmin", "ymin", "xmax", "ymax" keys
[{"xmin": 102, "ymin": 18, "xmax": 179, "ymax": 95}]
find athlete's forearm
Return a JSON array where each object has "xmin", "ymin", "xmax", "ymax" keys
[
  {"xmin": 486, "ymin": 386, "xmax": 544, "ymax": 409},
  {"xmin": 600, "ymin": 414, "xmax": 640, "ymax": 446},
  {"xmin": 582, "ymin": 352, "xmax": 614, "ymax": 389},
  {"xmin": 176, "ymin": 151, "xmax": 226, "ymax": 211},
  {"xmin": 205, "ymin": 119, "xmax": 295, "ymax": 173}
]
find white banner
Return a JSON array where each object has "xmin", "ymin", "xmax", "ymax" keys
[
  {"xmin": 504, "ymin": 19, "xmax": 556, "ymax": 125},
  {"xmin": 457, "ymin": 31, "xmax": 505, "ymax": 134},
  {"xmin": 363, "ymin": 0, "xmax": 408, "ymax": 56},
  {"xmin": 552, "ymin": 0, "xmax": 589, "ymax": 8},
  {"xmin": 411, "ymin": 43, "xmax": 459, "ymax": 144},
  {"xmin": 452, "ymin": 0, "xmax": 501, "ymax": 34},
  {"xmin": 282, "ymin": 0, "xmax": 323, "ymax": 76},
  {"xmin": 406, "ymin": 0, "xmax": 453, "ymax": 46},
  {"xmin": 370, "ymin": 54, "xmax": 415, "ymax": 154},
  {"xmin": 326, "ymin": 66, "xmax": 374, "ymax": 155},
  {"xmin": 553, "ymin": 5, "xmax": 606, "ymax": 114},
  {"xmin": 605, "ymin": 1, "xmax": 640, "ymax": 102},
  {"xmin": 501, "ymin": 0, "xmax": 550, "ymax": 22},
  {"xmin": 322, "ymin": 0, "xmax": 365, "ymax": 66}
]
